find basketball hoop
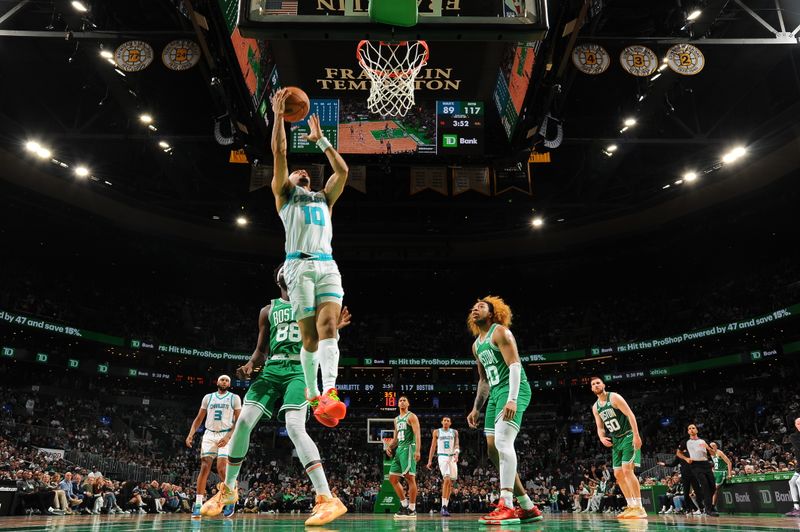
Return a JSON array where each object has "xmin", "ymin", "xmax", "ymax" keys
[{"xmin": 356, "ymin": 40, "xmax": 429, "ymax": 117}]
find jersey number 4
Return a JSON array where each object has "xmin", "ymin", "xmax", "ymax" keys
[{"xmin": 302, "ymin": 206, "xmax": 326, "ymax": 226}]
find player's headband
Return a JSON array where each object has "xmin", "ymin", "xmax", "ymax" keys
[
  {"xmin": 482, "ymin": 300, "xmax": 495, "ymax": 315},
  {"xmin": 218, "ymin": 375, "xmax": 231, "ymax": 383}
]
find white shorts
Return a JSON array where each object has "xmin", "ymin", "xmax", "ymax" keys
[
  {"xmin": 201, "ymin": 431, "xmax": 231, "ymax": 459},
  {"xmin": 284, "ymin": 259, "xmax": 344, "ymax": 321},
  {"xmin": 438, "ymin": 455, "xmax": 458, "ymax": 480}
]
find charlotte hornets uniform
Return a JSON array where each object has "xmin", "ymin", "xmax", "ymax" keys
[
  {"xmin": 436, "ymin": 428, "xmax": 459, "ymax": 480},
  {"xmin": 200, "ymin": 390, "xmax": 242, "ymax": 458}
]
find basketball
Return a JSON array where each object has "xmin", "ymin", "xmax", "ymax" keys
[{"xmin": 283, "ymin": 86, "xmax": 310, "ymax": 122}]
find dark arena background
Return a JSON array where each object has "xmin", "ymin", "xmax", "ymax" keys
[{"xmin": 1, "ymin": 0, "xmax": 800, "ymax": 531}]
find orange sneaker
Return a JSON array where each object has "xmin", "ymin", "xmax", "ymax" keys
[
  {"xmin": 200, "ymin": 482, "xmax": 238, "ymax": 517},
  {"xmin": 305, "ymin": 494, "xmax": 348, "ymax": 526},
  {"xmin": 478, "ymin": 500, "xmax": 520, "ymax": 525},
  {"xmin": 314, "ymin": 388, "xmax": 347, "ymax": 420}
]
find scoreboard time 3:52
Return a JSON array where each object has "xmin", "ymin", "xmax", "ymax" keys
[{"xmin": 436, "ymin": 100, "xmax": 484, "ymax": 154}]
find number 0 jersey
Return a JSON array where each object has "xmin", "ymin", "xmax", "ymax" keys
[
  {"xmin": 279, "ymin": 185, "xmax": 333, "ymax": 256},
  {"xmin": 473, "ymin": 323, "xmax": 529, "ymax": 389},
  {"xmin": 268, "ymin": 298, "xmax": 301, "ymax": 356},
  {"xmin": 595, "ymin": 392, "xmax": 632, "ymax": 438}
]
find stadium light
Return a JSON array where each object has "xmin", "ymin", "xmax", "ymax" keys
[
  {"xmin": 650, "ymin": 73, "xmax": 662, "ymax": 81},
  {"xmin": 158, "ymin": 141, "xmax": 170, "ymax": 149},
  {"xmin": 139, "ymin": 114, "xmax": 153, "ymax": 124},
  {"xmin": 74, "ymin": 166, "xmax": 90, "ymax": 178},
  {"xmin": 623, "ymin": 117, "xmax": 637, "ymax": 127},
  {"xmin": 25, "ymin": 141, "xmax": 41, "ymax": 153},
  {"xmin": 674, "ymin": 179, "xmax": 684, "ymax": 185},
  {"xmin": 658, "ymin": 64, "xmax": 668, "ymax": 72},
  {"xmin": 531, "ymin": 217, "xmax": 543, "ymax": 228},
  {"xmin": 100, "ymin": 50, "xmax": 113, "ymax": 59},
  {"xmin": 236, "ymin": 216, "xmax": 248, "ymax": 226},
  {"xmin": 35, "ymin": 147, "xmax": 51, "ymax": 159},
  {"xmin": 662, "ymin": 184, "xmax": 670, "ymax": 189},
  {"xmin": 606, "ymin": 144, "xmax": 618, "ymax": 152},
  {"xmin": 683, "ymin": 171, "xmax": 697, "ymax": 182},
  {"xmin": 687, "ymin": 9, "xmax": 702, "ymax": 21},
  {"xmin": 71, "ymin": 1, "xmax": 88, "ymax": 12},
  {"xmin": 722, "ymin": 146, "xmax": 747, "ymax": 164}
]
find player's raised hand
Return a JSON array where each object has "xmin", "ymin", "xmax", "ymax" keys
[
  {"xmin": 304, "ymin": 113, "xmax": 322, "ymax": 143},
  {"xmin": 467, "ymin": 408, "xmax": 480, "ymax": 429},
  {"xmin": 236, "ymin": 361, "xmax": 254, "ymax": 380},
  {"xmin": 272, "ymin": 88, "xmax": 289, "ymax": 115},
  {"xmin": 337, "ymin": 306, "xmax": 351, "ymax": 330}
]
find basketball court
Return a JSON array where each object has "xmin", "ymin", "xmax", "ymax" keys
[{"xmin": 2, "ymin": 513, "xmax": 797, "ymax": 531}]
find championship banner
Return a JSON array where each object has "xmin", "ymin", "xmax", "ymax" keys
[
  {"xmin": 249, "ymin": 164, "xmax": 272, "ymax": 191},
  {"xmin": 493, "ymin": 161, "xmax": 531, "ymax": 195},
  {"xmin": 452, "ymin": 167, "xmax": 490, "ymax": 195},
  {"xmin": 347, "ymin": 165, "xmax": 367, "ymax": 193},
  {"xmin": 410, "ymin": 167, "xmax": 447, "ymax": 195}
]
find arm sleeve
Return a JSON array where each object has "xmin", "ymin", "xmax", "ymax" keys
[{"xmin": 507, "ymin": 362, "xmax": 522, "ymax": 402}]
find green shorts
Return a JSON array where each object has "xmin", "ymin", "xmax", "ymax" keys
[
  {"xmin": 244, "ymin": 359, "xmax": 308, "ymax": 422},
  {"xmin": 611, "ymin": 432, "xmax": 641, "ymax": 469},
  {"xmin": 484, "ymin": 381, "xmax": 531, "ymax": 435},
  {"xmin": 714, "ymin": 471, "xmax": 727, "ymax": 486},
  {"xmin": 389, "ymin": 444, "xmax": 417, "ymax": 476}
]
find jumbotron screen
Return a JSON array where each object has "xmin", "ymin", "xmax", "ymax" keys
[{"xmin": 289, "ymin": 99, "xmax": 483, "ymax": 155}]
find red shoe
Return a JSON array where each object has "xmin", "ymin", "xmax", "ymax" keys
[
  {"xmin": 314, "ymin": 388, "xmax": 347, "ymax": 420},
  {"xmin": 314, "ymin": 412, "xmax": 340, "ymax": 427},
  {"xmin": 478, "ymin": 500, "xmax": 520, "ymax": 525},
  {"xmin": 515, "ymin": 505, "xmax": 544, "ymax": 523}
]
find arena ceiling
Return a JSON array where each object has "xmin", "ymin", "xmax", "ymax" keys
[{"xmin": 0, "ymin": 0, "xmax": 799, "ymax": 244}]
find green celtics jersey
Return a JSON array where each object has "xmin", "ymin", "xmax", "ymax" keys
[
  {"xmin": 395, "ymin": 412, "xmax": 414, "ymax": 449},
  {"xmin": 595, "ymin": 392, "xmax": 631, "ymax": 438},
  {"xmin": 473, "ymin": 323, "xmax": 528, "ymax": 389},
  {"xmin": 712, "ymin": 453, "xmax": 726, "ymax": 472},
  {"xmin": 268, "ymin": 298, "xmax": 301, "ymax": 356}
]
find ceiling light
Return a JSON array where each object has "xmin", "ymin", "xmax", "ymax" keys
[
  {"xmin": 236, "ymin": 216, "xmax": 248, "ymax": 226},
  {"xmin": 722, "ymin": 146, "xmax": 747, "ymax": 164},
  {"xmin": 139, "ymin": 114, "xmax": 153, "ymax": 124},
  {"xmin": 662, "ymin": 57, "xmax": 669, "ymax": 64},
  {"xmin": 106, "ymin": 58, "xmax": 116, "ymax": 65},
  {"xmin": 114, "ymin": 68, "xmax": 126, "ymax": 77},
  {"xmin": 158, "ymin": 141, "xmax": 170, "ymax": 149},
  {"xmin": 148, "ymin": 124, "xmax": 158, "ymax": 132},
  {"xmin": 638, "ymin": 95, "xmax": 645, "ymax": 102},
  {"xmin": 651, "ymin": 73, "xmax": 662, "ymax": 81},
  {"xmin": 36, "ymin": 147, "xmax": 51, "ymax": 159},
  {"xmin": 619, "ymin": 126, "xmax": 629, "ymax": 133},
  {"xmin": 531, "ymin": 217, "xmax": 543, "ymax": 228},
  {"xmin": 74, "ymin": 166, "xmax": 90, "ymax": 178},
  {"xmin": 104, "ymin": 180, "xmax": 113, "ymax": 186},
  {"xmin": 606, "ymin": 144, "xmax": 618, "ymax": 152},
  {"xmin": 71, "ymin": 1, "xmax": 88, "ymax": 12},
  {"xmin": 662, "ymin": 184, "xmax": 670, "ymax": 189},
  {"xmin": 683, "ymin": 171, "xmax": 697, "ymax": 182},
  {"xmin": 25, "ymin": 141, "xmax": 41, "ymax": 153},
  {"xmin": 687, "ymin": 9, "xmax": 702, "ymax": 21},
  {"xmin": 557, "ymin": 218, "xmax": 565, "ymax": 222},
  {"xmin": 658, "ymin": 64, "xmax": 668, "ymax": 72},
  {"xmin": 623, "ymin": 118, "xmax": 637, "ymax": 127},
  {"xmin": 100, "ymin": 50, "xmax": 113, "ymax": 59},
  {"xmin": 674, "ymin": 179, "xmax": 684, "ymax": 185}
]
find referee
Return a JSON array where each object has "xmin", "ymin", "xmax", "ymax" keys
[{"xmin": 676, "ymin": 423, "xmax": 719, "ymax": 517}]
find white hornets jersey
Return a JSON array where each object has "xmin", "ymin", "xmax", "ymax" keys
[
  {"xmin": 279, "ymin": 186, "xmax": 333, "ymax": 255},
  {"xmin": 437, "ymin": 428, "xmax": 456, "ymax": 455},
  {"xmin": 202, "ymin": 391, "xmax": 241, "ymax": 431}
]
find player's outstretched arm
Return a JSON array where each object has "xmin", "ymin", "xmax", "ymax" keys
[
  {"xmin": 270, "ymin": 89, "xmax": 291, "ymax": 211},
  {"xmin": 304, "ymin": 113, "xmax": 348, "ymax": 208},
  {"xmin": 611, "ymin": 393, "xmax": 641, "ymax": 450}
]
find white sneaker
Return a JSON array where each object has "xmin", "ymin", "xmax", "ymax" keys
[
  {"xmin": 693, "ymin": 509, "xmax": 702, "ymax": 515},
  {"xmin": 665, "ymin": 507, "xmax": 674, "ymax": 514}
]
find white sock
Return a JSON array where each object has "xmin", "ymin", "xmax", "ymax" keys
[
  {"xmin": 300, "ymin": 347, "xmax": 320, "ymax": 398},
  {"xmin": 409, "ymin": 503, "xmax": 416, "ymax": 512},
  {"xmin": 517, "ymin": 494, "xmax": 534, "ymax": 510},
  {"xmin": 442, "ymin": 498, "xmax": 448, "ymax": 508},
  {"xmin": 195, "ymin": 494, "xmax": 202, "ymax": 505},
  {"xmin": 401, "ymin": 499, "xmax": 409, "ymax": 508},
  {"xmin": 500, "ymin": 490, "xmax": 514, "ymax": 508},
  {"xmin": 317, "ymin": 338, "xmax": 340, "ymax": 392},
  {"xmin": 286, "ymin": 408, "xmax": 331, "ymax": 497},
  {"xmin": 626, "ymin": 498, "xmax": 633, "ymax": 507}
]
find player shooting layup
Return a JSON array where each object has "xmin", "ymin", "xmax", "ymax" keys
[{"xmin": 270, "ymin": 88, "xmax": 349, "ymax": 427}]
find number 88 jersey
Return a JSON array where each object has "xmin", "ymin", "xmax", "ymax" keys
[{"xmin": 269, "ymin": 298, "xmax": 302, "ymax": 355}]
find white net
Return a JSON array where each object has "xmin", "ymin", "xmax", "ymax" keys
[{"xmin": 356, "ymin": 40, "xmax": 429, "ymax": 117}]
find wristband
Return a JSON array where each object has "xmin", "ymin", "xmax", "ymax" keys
[{"xmin": 316, "ymin": 137, "xmax": 332, "ymax": 152}]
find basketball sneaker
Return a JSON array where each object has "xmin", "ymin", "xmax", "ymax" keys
[
  {"xmin": 314, "ymin": 388, "xmax": 347, "ymax": 420},
  {"xmin": 222, "ymin": 503, "xmax": 235, "ymax": 518},
  {"xmin": 191, "ymin": 502, "xmax": 201, "ymax": 519},
  {"xmin": 785, "ymin": 508, "xmax": 800, "ymax": 517},
  {"xmin": 515, "ymin": 505, "xmax": 544, "ymax": 523},
  {"xmin": 616, "ymin": 506, "xmax": 632, "ymax": 518},
  {"xmin": 440, "ymin": 507, "xmax": 450, "ymax": 517},
  {"xmin": 200, "ymin": 482, "xmax": 238, "ymax": 517},
  {"xmin": 394, "ymin": 506, "xmax": 410, "ymax": 520},
  {"xmin": 478, "ymin": 500, "xmax": 520, "ymax": 525},
  {"xmin": 305, "ymin": 494, "xmax": 348, "ymax": 526},
  {"xmin": 619, "ymin": 506, "xmax": 648, "ymax": 519}
]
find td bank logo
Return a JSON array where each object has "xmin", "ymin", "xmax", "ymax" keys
[{"xmin": 442, "ymin": 134, "xmax": 458, "ymax": 148}]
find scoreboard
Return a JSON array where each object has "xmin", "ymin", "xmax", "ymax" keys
[
  {"xmin": 290, "ymin": 99, "xmax": 339, "ymax": 153},
  {"xmin": 436, "ymin": 101, "xmax": 484, "ymax": 154}
]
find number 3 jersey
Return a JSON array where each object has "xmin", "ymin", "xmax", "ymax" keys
[
  {"xmin": 279, "ymin": 185, "xmax": 333, "ymax": 256},
  {"xmin": 268, "ymin": 298, "xmax": 301, "ymax": 356},
  {"xmin": 473, "ymin": 323, "xmax": 529, "ymax": 389},
  {"xmin": 595, "ymin": 392, "xmax": 631, "ymax": 438},
  {"xmin": 202, "ymin": 391, "xmax": 242, "ymax": 432}
]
